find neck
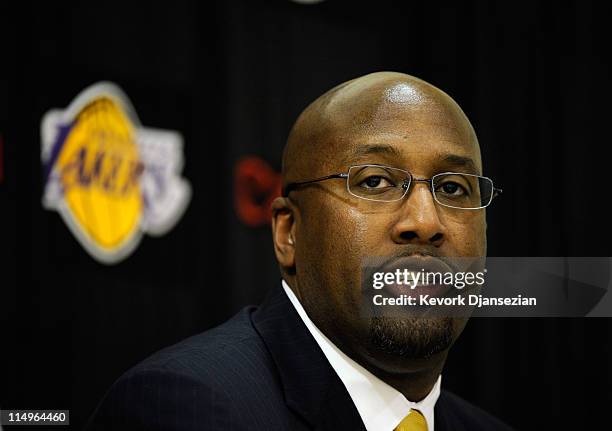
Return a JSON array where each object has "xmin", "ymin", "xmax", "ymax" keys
[
  {"xmin": 333, "ymin": 333, "xmax": 447, "ymax": 402},
  {"xmin": 365, "ymin": 357, "xmax": 445, "ymax": 401}
]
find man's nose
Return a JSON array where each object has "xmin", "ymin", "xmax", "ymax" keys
[{"xmin": 390, "ymin": 182, "xmax": 446, "ymax": 246}]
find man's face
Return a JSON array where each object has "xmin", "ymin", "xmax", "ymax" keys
[{"xmin": 292, "ymin": 82, "xmax": 487, "ymax": 372}]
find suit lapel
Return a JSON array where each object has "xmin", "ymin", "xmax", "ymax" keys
[
  {"xmin": 315, "ymin": 374, "xmax": 368, "ymax": 430},
  {"xmin": 251, "ymin": 283, "xmax": 366, "ymax": 430},
  {"xmin": 434, "ymin": 391, "xmax": 453, "ymax": 431}
]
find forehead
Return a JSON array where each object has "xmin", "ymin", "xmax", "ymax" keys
[{"xmin": 325, "ymin": 89, "xmax": 481, "ymax": 174}]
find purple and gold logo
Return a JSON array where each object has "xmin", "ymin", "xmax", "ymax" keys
[{"xmin": 41, "ymin": 82, "xmax": 191, "ymax": 264}]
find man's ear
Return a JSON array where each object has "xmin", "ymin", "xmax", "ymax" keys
[{"xmin": 271, "ymin": 196, "xmax": 296, "ymax": 272}]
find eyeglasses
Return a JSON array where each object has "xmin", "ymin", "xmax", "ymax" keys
[{"xmin": 282, "ymin": 164, "xmax": 503, "ymax": 209}]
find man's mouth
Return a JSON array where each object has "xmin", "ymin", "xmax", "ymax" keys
[{"xmin": 378, "ymin": 255, "xmax": 455, "ymax": 298}]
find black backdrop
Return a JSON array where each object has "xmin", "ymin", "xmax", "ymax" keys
[{"xmin": 3, "ymin": 0, "xmax": 612, "ymax": 429}]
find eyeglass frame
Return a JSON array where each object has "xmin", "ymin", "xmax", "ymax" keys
[{"xmin": 282, "ymin": 163, "xmax": 503, "ymax": 210}]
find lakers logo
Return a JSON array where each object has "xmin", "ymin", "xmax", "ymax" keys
[{"xmin": 41, "ymin": 82, "xmax": 191, "ymax": 263}]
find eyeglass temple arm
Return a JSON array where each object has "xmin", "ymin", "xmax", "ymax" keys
[
  {"xmin": 493, "ymin": 187, "xmax": 503, "ymax": 198},
  {"xmin": 282, "ymin": 173, "xmax": 348, "ymax": 197}
]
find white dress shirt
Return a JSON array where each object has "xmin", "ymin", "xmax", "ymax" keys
[{"xmin": 282, "ymin": 279, "xmax": 441, "ymax": 431}]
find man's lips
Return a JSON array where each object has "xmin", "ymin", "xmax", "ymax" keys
[
  {"xmin": 378, "ymin": 255, "xmax": 456, "ymax": 298},
  {"xmin": 381, "ymin": 255, "xmax": 455, "ymax": 274}
]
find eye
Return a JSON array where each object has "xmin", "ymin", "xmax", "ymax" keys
[
  {"xmin": 359, "ymin": 175, "xmax": 395, "ymax": 189},
  {"xmin": 437, "ymin": 181, "xmax": 468, "ymax": 196}
]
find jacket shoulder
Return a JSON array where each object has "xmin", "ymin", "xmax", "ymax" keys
[
  {"xmin": 130, "ymin": 305, "xmax": 271, "ymax": 380},
  {"xmin": 86, "ymin": 306, "xmax": 290, "ymax": 430}
]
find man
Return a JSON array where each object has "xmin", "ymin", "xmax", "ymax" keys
[{"xmin": 87, "ymin": 72, "xmax": 512, "ymax": 430}]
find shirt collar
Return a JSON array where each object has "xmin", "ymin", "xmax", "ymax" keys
[{"xmin": 282, "ymin": 279, "xmax": 441, "ymax": 431}]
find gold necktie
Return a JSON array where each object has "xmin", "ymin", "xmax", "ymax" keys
[{"xmin": 394, "ymin": 409, "xmax": 428, "ymax": 431}]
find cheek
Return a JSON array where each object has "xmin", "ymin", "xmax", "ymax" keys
[
  {"xmin": 444, "ymin": 213, "xmax": 487, "ymax": 256},
  {"xmin": 298, "ymin": 204, "xmax": 372, "ymax": 286},
  {"xmin": 298, "ymin": 203, "xmax": 356, "ymax": 265},
  {"xmin": 344, "ymin": 207, "xmax": 372, "ymax": 246},
  {"xmin": 325, "ymin": 207, "xmax": 371, "ymax": 267},
  {"xmin": 340, "ymin": 206, "xmax": 398, "ymax": 263}
]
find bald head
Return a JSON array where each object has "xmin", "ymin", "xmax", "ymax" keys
[{"xmin": 282, "ymin": 71, "xmax": 480, "ymax": 188}]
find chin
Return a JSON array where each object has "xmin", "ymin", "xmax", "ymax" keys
[{"xmin": 368, "ymin": 316, "xmax": 456, "ymax": 360}]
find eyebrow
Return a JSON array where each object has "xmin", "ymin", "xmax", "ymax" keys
[
  {"xmin": 439, "ymin": 154, "xmax": 478, "ymax": 172},
  {"xmin": 343, "ymin": 144, "xmax": 402, "ymax": 163}
]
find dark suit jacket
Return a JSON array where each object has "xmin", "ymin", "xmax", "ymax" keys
[{"xmin": 87, "ymin": 284, "xmax": 514, "ymax": 430}]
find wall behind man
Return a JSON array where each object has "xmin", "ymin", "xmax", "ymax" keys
[{"xmin": 3, "ymin": 0, "xmax": 611, "ymax": 429}]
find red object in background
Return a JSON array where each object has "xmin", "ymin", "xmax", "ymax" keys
[{"xmin": 234, "ymin": 156, "xmax": 282, "ymax": 227}]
